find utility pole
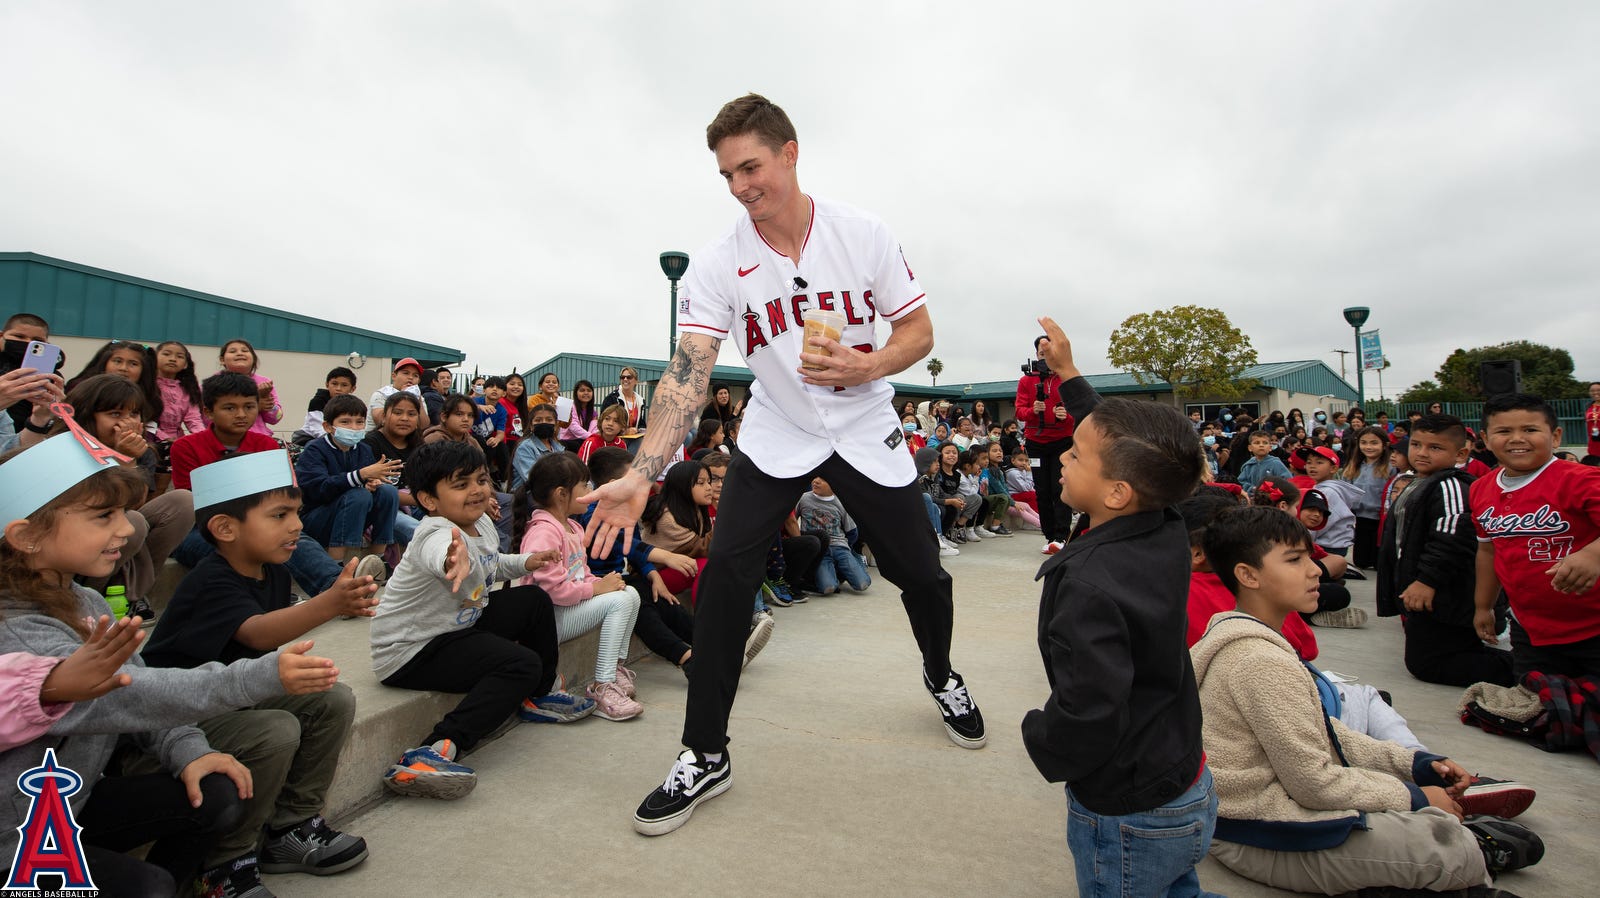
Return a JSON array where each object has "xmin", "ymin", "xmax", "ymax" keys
[{"xmin": 1330, "ymin": 349, "xmax": 1352, "ymax": 381}]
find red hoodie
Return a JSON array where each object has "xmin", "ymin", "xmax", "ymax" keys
[{"xmin": 1187, "ymin": 570, "xmax": 1318, "ymax": 661}]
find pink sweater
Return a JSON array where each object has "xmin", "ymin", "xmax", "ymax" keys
[
  {"xmin": 518, "ymin": 508, "xmax": 598, "ymax": 606},
  {"xmin": 0, "ymin": 653, "xmax": 71, "ymax": 752},
  {"xmin": 152, "ymin": 376, "xmax": 206, "ymax": 440}
]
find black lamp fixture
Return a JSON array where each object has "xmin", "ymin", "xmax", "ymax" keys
[
  {"xmin": 660, "ymin": 251, "xmax": 690, "ymax": 359},
  {"xmin": 1342, "ymin": 306, "xmax": 1371, "ymax": 404}
]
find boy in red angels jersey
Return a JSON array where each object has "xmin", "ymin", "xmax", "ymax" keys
[
  {"xmin": 582, "ymin": 93, "xmax": 984, "ymax": 837},
  {"xmin": 1470, "ymin": 393, "xmax": 1600, "ymax": 683}
]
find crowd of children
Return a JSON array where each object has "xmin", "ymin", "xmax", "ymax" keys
[{"xmin": 2, "ymin": 308, "xmax": 1596, "ymax": 897}]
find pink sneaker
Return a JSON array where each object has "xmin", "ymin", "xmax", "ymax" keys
[
  {"xmin": 615, "ymin": 662, "xmax": 637, "ymax": 698},
  {"xmin": 586, "ymin": 680, "xmax": 643, "ymax": 721}
]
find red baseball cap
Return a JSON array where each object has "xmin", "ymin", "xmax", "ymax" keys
[
  {"xmin": 1306, "ymin": 446, "xmax": 1341, "ymax": 465},
  {"xmin": 392, "ymin": 357, "xmax": 422, "ymax": 374}
]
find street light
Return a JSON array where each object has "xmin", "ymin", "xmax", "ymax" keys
[
  {"xmin": 1342, "ymin": 306, "xmax": 1371, "ymax": 404},
  {"xmin": 660, "ymin": 251, "xmax": 690, "ymax": 360}
]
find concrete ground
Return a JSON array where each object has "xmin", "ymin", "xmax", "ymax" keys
[{"xmin": 270, "ymin": 534, "xmax": 1600, "ymax": 898}]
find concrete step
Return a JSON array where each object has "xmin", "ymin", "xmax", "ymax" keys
[{"xmin": 146, "ymin": 560, "xmax": 656, "ymax": 820}]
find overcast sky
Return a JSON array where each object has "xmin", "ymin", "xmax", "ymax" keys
[{"xmin": 2, "ymin": 1, "xmax": 1596, "ymax": 400}]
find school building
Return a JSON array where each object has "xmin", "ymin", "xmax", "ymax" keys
[
  {"xmin": 522, "ymin": 352, "xmax": 1361, "ymax": 425},
  {"xmin": 0, "ymin": 253, "xmax": 465, "ymax": 435}
]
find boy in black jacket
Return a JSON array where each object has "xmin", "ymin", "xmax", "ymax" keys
[
  {"xmin": 1376, "ymin": 414, "xmax": 1514, "ymax": 687},
  {"xmin": 1021, "ymin": 318, "xmax": 1215, "ymax": 897}
]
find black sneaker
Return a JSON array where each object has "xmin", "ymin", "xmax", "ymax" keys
[
  {"xmin": 924, "ymin": 669, "xmax": 986, "ymax": 749},
  {"xmin": 1465, "ymin": 816, "xmax": 1544, "ymax": 874},
  {"xmin": 127, "ymin": 596, "xmax": 157, "ymax": 627},
  {"xmin": 633, "ymin": 749, "xmax": 732, "ymax": 836},
  {"xmin": 198, "ymin": 855, "xmax": 274, "ymax": 898},
  {"xmin": 260, "ymin": 815, "xmax": 369, "ymax": 875}
]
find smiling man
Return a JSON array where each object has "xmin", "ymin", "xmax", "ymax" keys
[{"xmin": 583, "ymin": 93, "xmax": 986, "ymax": 837}]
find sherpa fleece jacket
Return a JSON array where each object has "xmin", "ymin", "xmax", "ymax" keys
[{"xmin": 1190, "ymin": 612, "xmax": 1448, "ymax": 850}]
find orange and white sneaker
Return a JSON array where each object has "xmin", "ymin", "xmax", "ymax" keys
[
  {"xmin": 382, "ymin": 739, "xmax": 477, "ymax": 800},
  {"xmin": 587, "ymin": 680, "xmax": 644, "ymax": 721}
]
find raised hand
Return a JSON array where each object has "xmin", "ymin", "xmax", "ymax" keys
[
  {"xmin": 42, "ymin": 615, "xmax": 144, "ymax": 702},
  {"xmin": 579, "ymin": 472, "xmax": 651, "ymax": 559}
]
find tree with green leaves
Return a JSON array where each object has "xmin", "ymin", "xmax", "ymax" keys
[
  {"xmin": 926, "ymin": 357, "xmax": 943, "ymax": 386},
  {"xmin": 1400, "ymin": 340, "xmax": 1586, "ymax": 401},
  {"xmin": 1106, "ymin": 305, "xmax": 1259, "ymax": 407}
]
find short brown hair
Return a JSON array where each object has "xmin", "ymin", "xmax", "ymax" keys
[
  {"xmin": 706, "ymin": 93, "xmax": 797, "ymax": 153},
  {"xmin": 1088, "ymin": 399, "xmax": 1204, "ymax": 510}
]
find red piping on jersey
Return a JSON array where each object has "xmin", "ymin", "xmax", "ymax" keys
[
  {"xmin": 753, "ymin": 195, "xmax": 815, "ymax": 259},
  {"xmin": 880, "ymin": 293, "xmax": 926, "ymax": 318},
  {"xmin": 681, "ymin": 323, "xmax": 729, "ymax": 336}
]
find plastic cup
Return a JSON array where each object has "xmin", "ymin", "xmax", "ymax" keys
[{"xmin": 800, "ymin": 309, "xmax": 846, "ymax": 371}]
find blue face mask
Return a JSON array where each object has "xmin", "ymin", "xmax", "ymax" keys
[
  {"xmin": 903, "ymin": 422, "xmax": 917, "ymax": 433},
  {"xmin": 1222, "ymin": 413, "xmax": 1233, "ymax": 422},
  {"xmin": 1203, "ymin": 435, "xmax": 1216, "ymax": 446},
  {"xmin": 333, "ymin": 426, "xmax": 365, "ymax": 448}
]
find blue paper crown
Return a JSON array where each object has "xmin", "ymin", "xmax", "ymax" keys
[
  {"xmin": 0, "ymin": 403, "xmax": 131, "ymax": 524},
  {"xmin": 191, "ymin": 450, "xmax": 297, "ymax": 510}
]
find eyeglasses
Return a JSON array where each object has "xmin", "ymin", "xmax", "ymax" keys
[
  {"xmin": 708, "ymin": 474, "xmax": 724, "ymax": 484},
  {"xmin": 619, "ymin": 374, "xmax": 635, "ymax": 381}
]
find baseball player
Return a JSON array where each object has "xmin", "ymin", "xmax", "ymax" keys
[{"xmin": 583, "ymin": 93, "xmax": 986, "ymax": 837}]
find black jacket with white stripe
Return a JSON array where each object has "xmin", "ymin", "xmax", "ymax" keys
[{"xmin": 1376, "ymin": 467, "xmax": 1477, "ymax": 627}]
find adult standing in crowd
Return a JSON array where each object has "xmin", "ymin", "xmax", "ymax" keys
[
  {"xmin": 702, "ymin": 381, "xmax": 737, "ymax": 427},
  {"xmin": 1016, "ymin": 336, "xmax": 1076, "ymax": 554},
  {"xmin": 422, "ymin": 367, "xmax": 452, "ymax": 427},
  {"xmin": 603, "ymin": 367, "xmax": 648, "ymax": 435},
  {"xmin": 583, "ymin": 93, "xmax": 986, "ymax": 838},
  {"xmin": 1587, "ymin": 381, "xmax": 1600, "ymax": 459}
]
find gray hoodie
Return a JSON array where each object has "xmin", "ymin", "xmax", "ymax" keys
[
  {"xmin": 370, "ymin": 513, "xmax": 532, "ymax": 681},
  {"xmin": 0, "ymin": 584, "xmax": 284, "ymax": 862}
]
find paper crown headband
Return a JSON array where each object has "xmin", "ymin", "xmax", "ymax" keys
[
  {"xmin": 191, "ymin": 449, "xmax": 297, "ymax": 510},
  {"xmin": 0, "ymin": 403, "xmax": 133, "ymax": 524}
]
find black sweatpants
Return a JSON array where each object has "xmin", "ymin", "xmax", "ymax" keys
[
  {"xmin": 1352, "ymin": 516, "xmax": 1380, "ymax": 569},
  {"xmin": 684, "ymin": 451, "xmax": 955, "ymax": 753},
  {"xmin": 1028, "ymin": 436, "xmax": 1075, "ymax": 542},
  {"xmin": 780, "ymin": 534, "xmax": 822, "ymax": 589},
  {"xmin": 383, "ymin": 583, "xmax": 560, "ymax": 752},
  {"xmin": 628, "ymin": 572, "xmax": 695, "ymax": 665},
  {"xmin": 71, "ymin": 771, "xmax": 242, "ymax": 894},
  {"xmin": 1510, "ymin": 619, "xmax": 1600, "ymax": 684},
  {"xmin": 1402, "ymin": 613, "xmax": 1515, "ymax": 687}
]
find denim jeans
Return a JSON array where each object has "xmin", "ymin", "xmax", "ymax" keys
[
  {"xmin": 393, "ymin": 509, "xmax": 420, "ymax": 545},
  {"xmin": 173, "ymin": 528, "xmax": 344, "ymax": 596},
  {"xmin": 301, "ymin": 484, "xmax": 399, "ymax": 548},
  {"xmin": 922, "ymin": 493, "xmax": 942, "ymax": 535},
  {"xmin": 1066, "ymin": 766, "xmax": 1221, "ymax": 898},
  {"xmin": 815, "ymin": 544, "xmax": 871, "ymax": 594}
]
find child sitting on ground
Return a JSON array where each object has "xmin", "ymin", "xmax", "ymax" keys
[
  {"xmin": 1301, "ymin": 446, "xmax": 1357, "ymax": 556},
  {"xmin": 1237, "ymin": 430, "xmax": 1292, "ymax": 491},
  {"xmin": 142, "ymin": 451, "xmax": 377, "ymax": 895},
  {"xmin": 1471, "ymin": 392, "xmax": 1600, "ymax": 684},
  {"xmin": 370, "ymin": 440, "xmax": 584, "ymax": 801},
  {"xmin": 983, "ymin": 441, "xmax": 1035, "ymax": 532},
  {"xmin": 1252, "ymin": 479, "xmax": 1366, "ymax": 628},
  {"xmin": 580, "ymin": 447, "xmax": 700, "ymax": 675},
  {"xmin": 0, "ymin": 418, "xmax": 341, "ymax": 895},
  {"xmin": 796, "ymin": 476, "xmax": 871, "ymax": 595},
  {"xmin": 577, "ymin": 403, "xmax": 629, "ymax": 462},
  {"xmin": 955, "ymin": 448, "xmax": 994, "ymax": 542},
  {"xmin": 294, "ymin": 394, "xmax": 403, "ymax": 562},
  {"xmin": 297, "ymin": 367, "xmax": 357, "ymax": 444},
  {"xmin": 1021, "ymin": 318, "xmax": 1216, "ymax": 898},
  {"xmin": 1377, "ymin": 414, "xmax": 1514, "ymax": 688},
  {"xmin": 1194, "ymin": 506, "xmax": 1545, "ymax": 895},
  {"xmin": 1005, "ymin": 449, "xmax": 1039, "ymax": 514},
  {"xmin": 515, "ymin": 452, "xmax": 644, "ymax": 720}
]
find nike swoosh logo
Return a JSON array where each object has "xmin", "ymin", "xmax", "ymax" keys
[{"xmin": 738, "ymin": 264, "xmax": 760, "ymax": 277}]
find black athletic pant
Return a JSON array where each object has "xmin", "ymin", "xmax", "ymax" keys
[
  {"xmin": 1402, "ymin": 613, "xmax": 1515, "ymax": 687},
  {"xmin": 1029, "ymin": 436, "xmax": 1075, "ymax": 542},
  {"xmin": 71, "ymin": 771, "xmax": 241, "ymax": 894},
  {"xmin": 627, "ymin": 572, "xmax": 695, "ymax": 665},
  {"xmin": 781, "ymin": 534, "xmax": 822, "ymax": 589},
  {"xmin": 1352, "ymin": 516, "xmax": 1380, "ymax": 569},
  {"xmin": 684, "ymin": 451, "xmax": 955, "ymax": 753},
  {"xmin": 1510, "ymin": 619, "xmax": 1600, "ymax": 685},
  {"xmin": 384, "ymin": 583, "xmax": 559, "ymax": 752}
]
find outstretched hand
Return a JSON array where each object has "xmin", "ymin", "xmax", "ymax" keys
[
  {"xmin": 579, "ymin": 471, "xmax": 651, "ymax": 559},
  {"xmin": 443, "ymin": 527, "xmax": 472, "ymax": 593},
  {"xmin": 43, "ymin": 615, "xmax": 143, "ymax": 702}
]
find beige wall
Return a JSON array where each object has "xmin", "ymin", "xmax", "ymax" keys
[{"xmin": 51, "ymin": 336, "xmax": 398, "ymax": 440}]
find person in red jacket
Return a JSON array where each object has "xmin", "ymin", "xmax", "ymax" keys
[
  {"xmin": 1015, "ymin": 336, "xmax": 1076, "ymax": 554},
  {"xmin": 1586, "ymin": 381, "xmax": 1600, "ymax": 459}
]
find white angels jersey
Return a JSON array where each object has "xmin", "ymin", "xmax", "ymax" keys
[{"xmin": 677, "ymin": 195, "xmax": 925, "ymax": 485}]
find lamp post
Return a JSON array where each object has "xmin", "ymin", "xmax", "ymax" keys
[
  {"xmin": 660, "ymin": 251, "xmax": 690, "ymax": 360},
  {"xmin": 1342, "ymin": 306, "xmax": 1371, "ymax": 404}
]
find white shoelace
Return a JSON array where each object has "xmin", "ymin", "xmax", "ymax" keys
[
  {"xmin": 662, "ymin": 753, "xmax": 705, "ymax": 796},
  {"xmin": 936, "ymin": 683, "xmax": 973, "ymax": 716}
]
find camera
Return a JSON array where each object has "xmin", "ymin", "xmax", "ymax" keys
[{"xmin": 1021, "ymin": 358, "xmax": 1051, "ymax": 378}]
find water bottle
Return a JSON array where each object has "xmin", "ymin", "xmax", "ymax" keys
[{"xmin": 104, "ymin": 585, "xmax": 128, "ymax": 620}]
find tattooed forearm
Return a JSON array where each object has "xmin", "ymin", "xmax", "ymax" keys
[{"xmin": 630, "ymin": 334, "xmax": 720, "ymax": 482}]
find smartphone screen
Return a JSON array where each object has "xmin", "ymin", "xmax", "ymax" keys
[{"xmin": 20, "ymin": 341, "xmax": 61, "ymax": 375}]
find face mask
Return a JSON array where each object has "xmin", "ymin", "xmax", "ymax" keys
[
  {"xmin": 532, "ymin": 423, "xmax": 557, "ymax": 440},
  {"xmin": 1315, "ymin": 413, "xmax": 1326, "ymax": 422},
  {"xmin": 1222, "ymin": 413, "xmax": 1233, "ymax": 422},
  {"xmin": 333, "ymin": 426, "xmax": 365, "ymax": 448},
  {"xmin": 1332, "ymin": 442, "xmax": 1343, "ymax": 451},
  {"xmin": 902, "ymin": 422, "xmax": 917, "ymax": 433},
  {"xmin": 1203, "ymin": 435, "xmax": 1216, "ymax": 447},
  {"xmin": 472, "ymin": 384, "xmax": 485, "ymax": 395}
]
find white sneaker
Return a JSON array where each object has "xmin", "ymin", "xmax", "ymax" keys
[
  {"xmin": 973, "ymin": 527, "xmax": 995, "ymax": 539},
  {"xmin": 939, "ymin": 544, "xmax": 959, "ymax": 557}
]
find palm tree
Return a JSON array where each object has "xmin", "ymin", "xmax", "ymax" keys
[{"xmin": 926, "ymin": 358, "xmax": 944, "ymax": 386}]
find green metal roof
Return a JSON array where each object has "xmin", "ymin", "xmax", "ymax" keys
[{"xmin": 0, "ymin": 253, "xmax": 464, "ymax": 366}]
